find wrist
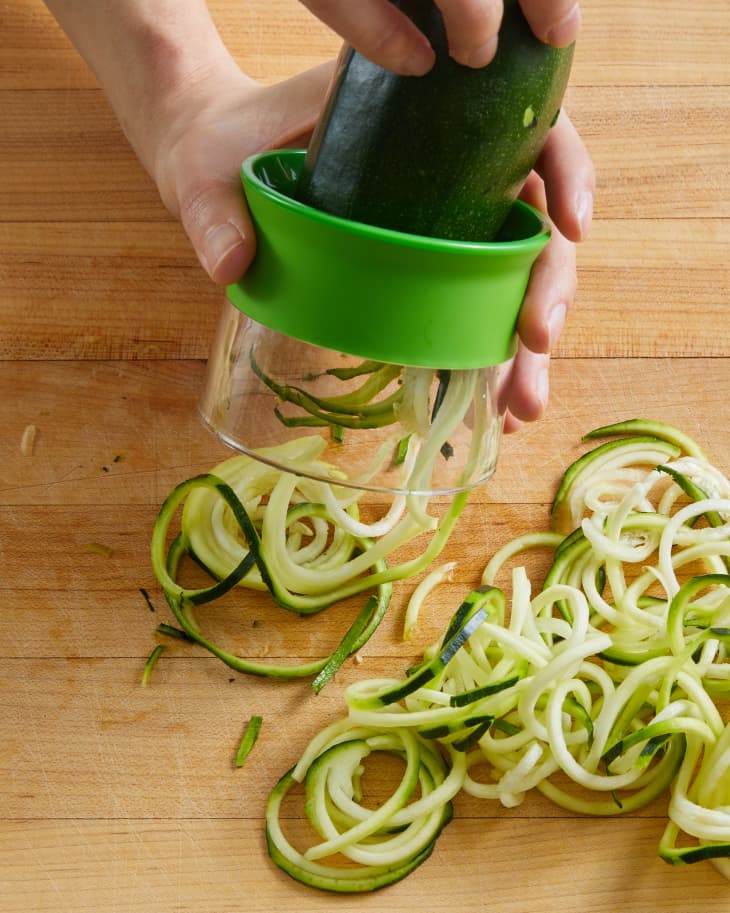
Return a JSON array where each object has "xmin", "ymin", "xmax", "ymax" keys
[
  {"xmin": 109, "ymin": 11, "xmax": 252, "ymax": 175},
  {"xmin": 46, "ymin": 0, "xmax": 255, "ymax": 175}
]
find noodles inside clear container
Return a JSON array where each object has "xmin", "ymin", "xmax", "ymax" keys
[{"xmin": 199, "ymin": 299, "xmax": 508, "ymax": 498}]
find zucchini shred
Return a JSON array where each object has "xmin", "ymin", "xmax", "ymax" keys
[
  {"xmin": 149, "ymin": 436, "xmax": 468, "ymax": 689},
  {"xmin": 263, "ymin": 420, "xmax": 730, "ymax": 891}
]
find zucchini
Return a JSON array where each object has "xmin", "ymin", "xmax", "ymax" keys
[
  {"xmin": 345, "ymin": 585, "xmax": 503, "ymax": 711},
  {"xmin": 264, "ymin": 419, "xmax": 730, "ymax": 889},
  {"xmin": 297, "ymin": 0, "xmax": 574, "ymax": 241},
  {"xmin": 235, "ymin": 715, "xmax": 263, "ymax": 768},
  {"xmin": 584, "ymin": 418, "xmax": 707, "ymax": 460},
  {"xmin": 266, "ymin": 728, "xmax": 455, "ymax": 892},
  {"xmin": 549, "ymin": 436, "xmax": 682, "ymax": 535}
]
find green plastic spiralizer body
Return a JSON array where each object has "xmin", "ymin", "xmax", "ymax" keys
[
  {"xmin": 198, "ymin": 148, "xmax": 550, "ymax": 496},
  {"xmin": 227, "ymin": 148, "xmax": 549, "ymax": 371}
]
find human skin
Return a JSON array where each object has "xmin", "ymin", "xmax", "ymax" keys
[
  {"xmin": 43, "ymin": 0, "xmax": 594, "ymax": 431},
  {"xmin": 298, "ymin": 0, "xmax": 582, "ymax": 73}
]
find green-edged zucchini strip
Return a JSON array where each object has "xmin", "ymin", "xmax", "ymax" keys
[
  {"xmin": 550, "ymin": 436, "xmax": 682, "ymax": 535},
  {"xmin": 235, "ymin": 715, "xmax": 263, "ymax": 768},
  {"xmin": 538, "ymin": 733, "xmax": 686, "ymax": 816},
  {"xmin": 251, "ymin": 350, "xmax": 403, "ymax": 429},
  {"xmin": 265, "ymin": 419, "xmax": 730, "ymax": 889},
  {"xmin": 265, "ymin": 726, "xmax": 456, "ymax": 892},
  {"xmin": 345, "ymin": 586, "xmax": 504, "ymax": 712},
  {"xmin": 151, "ymin": 473, "xmax": 269, "ymax": 607},
  {"xmin": 180, "ymin": 463, "xmax": 467, "ymax": 613},
  {"xmin": 311, "ymin": 594, "xmax": 385, "ymax": 694},
  {"xmin": 658, "ymin": 465, "xmax": 730, "ymax": 571},
  {"xmin": 584, "ymin": 418, "xmax": 706, "ymax": 460},
  {"xmin": 325, "ymin": 359, "xmax": 388, "ymax": 381},
  {"xmin": 660, "ymin": 727, "xmax": 730, "ymax": 866},
  {"xmin": 151, "ymin": 473, "xmax": 393, "ymax": 682},
  {"xmin": 140, "ymin": 644, "xmax": 166, "ymax": 687}
]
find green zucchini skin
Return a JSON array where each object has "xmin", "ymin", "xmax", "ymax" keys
[{"xmin": 297, "ymin": 0, "xmax": 574, "ymax": 242}]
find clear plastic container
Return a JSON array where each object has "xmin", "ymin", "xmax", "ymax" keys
[
  {"xmin": 199, "ymin": 302, "xmax": 508, "ymax": 496},
  {"xmin": 198, "ymin": 149, "xmax": 551, "ymax": 499}
]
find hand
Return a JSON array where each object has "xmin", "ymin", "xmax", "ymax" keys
[
  {"xmin": 298, "ymin": 1, "xmax": 581, "ymax": 74},
  {"xmin": 149, "ymin": 59, "xmax": 592, "ymax": 439},
  {"xmin": 297, "ymin": 1, "xmax": 591, "ymax": 432},
  {"xmin": 500, "ymin": 110, "xmax": 594, "ymax": 433},
  {"xmin": 45, "ymin": 0, "xmax": 589, "ymax": 432},
  {"xmin": 151, "ymin": 68, "xmax": 591, "ymax": 437},
  {"xmin": 149, "ymin": 63, "xmax": 334, "ymax": 285},
  {"xmin": 42, "ymin": 0, "xmax": 335, "ymax": 285}
]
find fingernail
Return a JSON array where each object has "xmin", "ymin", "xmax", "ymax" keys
[
  {"xmin": 203, "ymin": 221, "xmax": 246, "ymax": 275},
  {"xmin": 547, "ymin": 302, "xmax": 567, "ymax": 350},
  {"xmin": 402, "ymin": 39, "xmax": 435, "ymax": 76},
  {"xmin": 547, "ymin": 3, "xmax": 581, "ymax": 47},
  {"xmin": 575, "ymin": 189, "xmax": 593, "ymax": 240},
  {"xmin": 460, "ymin": 35, "xmax": 499, "ymax": 69}
]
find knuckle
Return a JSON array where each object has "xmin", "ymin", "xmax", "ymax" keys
[{"xmin": 439, "ymin": 0, "xmax": 503, "ymax": 41}]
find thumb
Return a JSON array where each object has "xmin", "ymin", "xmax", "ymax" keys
[
  {"xmin": 155, "ymin": 63, "xmax": 335, "ymax": 286},
  {"xmin": 175, "ymin": 175, "xmax": 256, "ymax": 286}
]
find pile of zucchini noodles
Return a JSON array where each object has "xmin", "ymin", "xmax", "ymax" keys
[
  {"xmin": 150, "ymin": 363, "xmax": 478, "ymax": 691},
  {"xmin": 266, "ymin": 419, "xmax": 730, "ymax": 891}
]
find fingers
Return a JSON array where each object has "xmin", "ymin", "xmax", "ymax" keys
[
  {"xmin": 518, "ymin": 0, "xmax": 581, "ymax": 47},
  {"xmin": 534, "ymin": 110, "xmax": 595, "ymax": 243},
  {"xmin": 501, "ymin": 170, "xmax": 579, "ymax": 429},
  {"xmin": 516, "ymin": 184, "xmax": 577, "ymax": 355},
  {"xmin": 300, "ymin": 0, "xmax": 504, "ymax": 73},
  {"xmin": 298, "ymin": 0, "xmax": 435, "ymax": 75},
  {"xmin": 301, "ymin": 1, "xmax": 581, "ymax": 75},
  {"xmin": 434, "ymin": 0, "xmax": 503, "ymax": 67},
  {"xmin": 178, "ymin": 177, "xmax": 256, "ymax": 286},
  {"xmin": 499, "ymin": 109, "xmax": 591, "ymax": 431},
  {"xmin": 501, "ymin": 344, "xmax": 552, "ymax": 432},
  {"xmin": 155, "ymin": 63, "xmax": 334, "ymax": 286},
  {"xmin": 157, "ymin": 110, "xmax": 257, "ymax": 285}
]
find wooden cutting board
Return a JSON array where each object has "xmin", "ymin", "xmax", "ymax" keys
[{"xmin": 1, "ymin": 2, "xmax": 729, "ymax": 911}]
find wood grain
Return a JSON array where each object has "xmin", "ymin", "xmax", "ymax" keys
[
  {"xmin": 1, "ymin": 1, "xmax": 729, "ymax": 911},
  {"xmin": 3, "ymin": 818, "xmax": 726, "ymax": 913}
]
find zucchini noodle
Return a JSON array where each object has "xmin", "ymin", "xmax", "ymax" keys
[
  {"xmin": 403, "ymin": 561, "xmax": 457, "ymax": 641},
  {"xmin": 147, "ymin": 358, "xmax": 497, "ymax": 689},
  {"xmin": 267, "ymin": 420, "xmax": 730, "ymax": 891},
  {"xmin": 265, "ymin": 728, "xmax": 456, "ymax": 892}
]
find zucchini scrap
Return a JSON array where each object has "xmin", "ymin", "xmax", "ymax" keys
[{"xmin": 267, "ymin": 420, "xmax": 730, "ymax": 890}]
